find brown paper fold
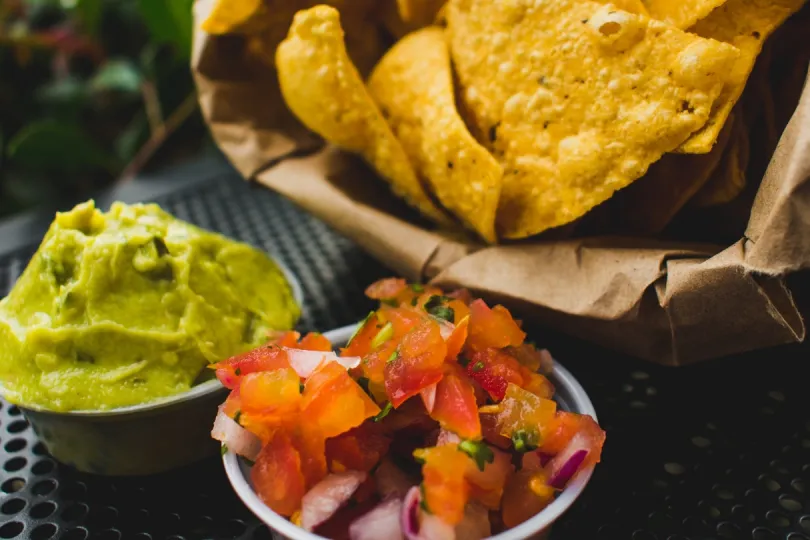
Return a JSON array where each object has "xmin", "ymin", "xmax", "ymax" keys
[{"xmin": 192, "ymin": 0, "xmax": 810, "ymax": 365}]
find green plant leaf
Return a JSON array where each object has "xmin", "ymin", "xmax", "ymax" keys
[
  {"xmin": 90, "ymin": 60, "xmax": 142, "ymax": 93},
  {"xmin": 138, "ymin": 0, "xmax": 194, "ymax": 59},
  {"xmin": 115, "ymin": 112, "xmax": 148, "ymax": 161},
  {"xmin": 7, "ymin": 120, "xmax": 115, "ymax": 173}
]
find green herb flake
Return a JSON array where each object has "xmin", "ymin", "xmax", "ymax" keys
[
  {"xmin": 387, "ymin": 349, "xmax": 399, "ymax": 364},
  {"xmin": 458, "ymin": 440, "xmax": 495, "ymax": 472},
  {"xmin": 410, "ymin": 297, "xmax": 419, "ymax": 306},
  {"xmin": 373, "ymin": 402, "xmax": 393, "ymax": 422},
  {"xmin": 348, "ymin": 312, "xmax": 375, "ymax": 346},
  {"xmin": 221, "ymin": 444, "xmax": 228, "ymax": 456},
  {"xmin": 299, "ymin": 382, "xmax": 305, "ymax": 394},
  {"xmin": 472, "ymin": 361, "xmax": 485, "ymax": 373},
  {"xmin": 424, "ymin": 295, "xmax": 455, "ymax": 323},
  {"xmin": 233, "ymin": 411, "xmax": 242, "ymax": 425},
  {"xmin": 381, "ymin": 298, "xmax": 398, "ymax": 307},
  {"xmin": 234, "ymin": 368, "xmax": 242, "ymax": 376},
  {"xmin": 419, "ymin": 483, "xmax": 431, "ymax": 513},
  {"xmin": 371, "ymin": 321, "xmax": 394, "ymax": 349},
  {"xmin": 511, "ymin": 429, "xmax": 539, "ymax": 453},
  {"xmin": 410, "ymin": 283, "xmax": 425, "ymax": 293}
]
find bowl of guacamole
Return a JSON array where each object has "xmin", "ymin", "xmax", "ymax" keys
[{"xmin": 0, "ymin": 200, "xmax": 302, "ymax": 475}]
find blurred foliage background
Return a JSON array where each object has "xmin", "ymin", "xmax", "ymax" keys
[{"xmin": 0, "ymin": 0, "xmax": 211, "ymax": 218}]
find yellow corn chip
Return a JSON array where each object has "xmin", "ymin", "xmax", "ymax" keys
[
  {"xmin": 676, "ymin": 0, "xmax": 806, "ymax": 154},
  {"xmin": 201, "ymin": 0, "xmax": 269, "ymax": 35},
  {"xmin": 605, "ymin": 0, "xmax": 648, "ymax": 16},
  {"xmin": 446, "ymin": 0, "xmax": 739, "ymax": 239},
  {"xmin": 276, "ymin": 5, "xmax": 453, "ymax": 226},
  {"xmin": 691, "ymin": 111, "xmax": 750, "ymax": 207},
  {"xmin": 368, "ymin": 28, "xmax": 503, "ymax": 242},
  {"xmin": 642, "ymin": 0, "xmax": 726, "ymax": 30}
]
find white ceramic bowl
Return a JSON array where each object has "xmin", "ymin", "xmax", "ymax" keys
[{"xmin": 223, "ymin": 323, "xmax": 599, "ymax": 539}]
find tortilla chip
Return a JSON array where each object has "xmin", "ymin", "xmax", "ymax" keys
[
  {"xmin": 613, "ymin": 113, "xmax": 734, "ymax": 233},
  {"xmin": 276, "ymin": 5, "xmax": 453, "ymax": 226},
  {"xmin": 642, "ymin": 0, "xmax": 726, "ymax": 29},
  {"xmin": 604, "ymin": 0, "xmax": 648, "ymax": 16},
  {"xmin": 201, "ymin": 0, "xmax": 269, "ymax": 35},
  {"xmin": 675, "ymin": 0, "xmax": 806, "ymax": 154},
  {"xmin": 445, "ymin": 0, "xmax": 739, "ymax": 239},
  {"xmin": 691, "ymin": 111, "xmax": 750, "ymax": 207},
  {"xmin": 368, "ymin": 28, "xmax": 503, "ymax": 242}
]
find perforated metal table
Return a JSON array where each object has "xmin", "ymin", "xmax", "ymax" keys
[{"xmin": 1, "ymin": 156, "xmax": 808, "ymax": 540}]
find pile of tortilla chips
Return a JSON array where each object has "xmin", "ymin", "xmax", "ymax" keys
[{"xmin": 202, "ymin": 0, "xmax": 809, "ymax": 244}]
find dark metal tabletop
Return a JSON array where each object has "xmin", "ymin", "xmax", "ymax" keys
[{"xmin": 0, "ymin": 156, "xmax": 808, "ymax": 540}]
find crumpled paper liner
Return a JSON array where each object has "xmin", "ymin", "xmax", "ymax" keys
[{"xmin": 191, "ymin": 0, "xmax": 809, "ymax": 365}]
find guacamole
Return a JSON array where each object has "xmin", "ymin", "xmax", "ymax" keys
[{"xmin": 0, "ymin": 201, "xmax": 300, "ymax": 412}]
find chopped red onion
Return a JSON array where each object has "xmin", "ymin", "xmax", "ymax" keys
[
  {"xmin": 420, "ymin": 383, "xmax": 438, "ymax": 413},
  {"xmin": 284, "ymin": 348, "xmax": 361, "ymax": 378},
  {"xmin": 548, "ymin": 448, "xmax": 589, "ymax": 489},
  {"xmin": 210, "ymin": 407, "xmax": 261, "ymax": 461},
  {"xmin": 300, "ymin": 470, "xmax": 367, "ymax": 531},
  {"xmin": 436, "ymin": 429, "xmax": 462, "ymax": 447},
  {"xmin": 401, "ymin": 486, "xmax": 455, "ymax": 540},
  {"xmin": 349, "ymin": 498, "xmax": 404, "ymax": 540}
]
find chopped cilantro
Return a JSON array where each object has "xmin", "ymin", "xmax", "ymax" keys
[
  {"xmin": 233, "ymin": 411, "xmax": 242, "ymax": 425},
  {"xmin": 411, "ymin": 283, "xmax": 425, "ymax": 293},
  {"xmin": 387, "ymin": 348, "xmax": 399, "ymax": 364},
  {"xmin": 373, "ymin": 402, "xmax": 393, "ymax": 422},
  {"xmin": 424, "ymin": 295, "xmax": 454, "ymax": 323},
  {"xmin": 472, "ymin": 361, "xmax": 485, "ymax": 372},
  {"xmin": 371, "ymin": 321, "xmax": 394, "ymax": 349},
  {"xmin": 381, "ymin": 298, "xmax": 398, "ymax": 307},
  {"xmin": 221, "ymin": 444, "xmax": 228, "ymax": 456},
  {"xmin": 511, "ymin": 429, "xmax": 539, "ymax": 453},
  {"xmin": 348, "ymin": 312, "xmax": 375, "ymax": 345},
  {"xmin": 458, "ymin": 440, "xmax": 495, "ymax": 471},
  {"xmin": 299, "ymin": 382, "xmax": 305, "ymax": 394},
  {"xmin": 357, "ymin": 377, "xmax": 373, "ymax": 397},
  {"xmin": 410, "ymin": 297, "xmax": 418, "ymax": 306},
  {"xmin": 419, "ymin": 483, "xmax": 431, "ymax": 513},
  {"xmin": 234, "ymin": 368, "xmax": 241, "ymax": 376}
]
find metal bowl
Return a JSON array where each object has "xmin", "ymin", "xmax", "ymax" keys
[
  {"xmin": 2, "ymin": 260, "xmax": 303, "ymax": 477},
  {"xmin": 223, "ymin": 324, "xmax": 599, "ymax": 540}
]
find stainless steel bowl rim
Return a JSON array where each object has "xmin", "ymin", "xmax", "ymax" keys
[
  {"xmin": 223, "ymin": 324, "xmax": 598, "ymax": 540},
  {"xmin": 0, "ymin": 258, "xmax": 303, "ymax": 418}
]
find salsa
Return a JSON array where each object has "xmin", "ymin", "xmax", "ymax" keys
[
  {"xmin": 0, "ymin": 200, "xmax": 300, "ymax": 412},
  {"xmin": 211, "ymin": 278, "xmax": 605, "ymax": 539}
]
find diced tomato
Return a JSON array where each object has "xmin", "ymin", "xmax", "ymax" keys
[
  {"xmin": 222, "ymin": 386, "xmax": 242, "ymax": 418},
  {"xmin": 448, "ymin": 299, "xmax": 470, "ymax": 326},
  {"xmin": 365, "ymin": 278, "xmax": 408, "ymax": 300},
  {"xmin": 430, "ymin": 368, "xmax": 481, "ymax": 439},
  {"xmin": 538, "ymin": 411, "xmax": 583, "ymax": 455},
  {"xmin": 492, "ymin": 384, "xmax": 557, "ymax": 446},
  {"xmin": 270, "ymin": 330, "xmax": 302, "ymax": 348},
  {"xmin": 466, "ymin": 300, "xmax": 526, "ymax": 352},
  {"xmin": 251, "ymin": 429, "xmax": 307, "ymax": 517},
  {"xmin": 501, "ymin": 469, "xmax": 555, "ymax": 528},
  {"xmin": 298, "ymin": 332, "xmax": 333, "ymax": 352},
  {"xmin": 326, "ymin": 424, "xmax": 391, "ymax": 473},
  {"xmin": 384, "ymin": 320, "xmax": 447, "ymax": 408},
  {"xmin": 342, "ymin": 313, "xmax": 381, "ymax": 358},
  {"xmin": 290, "ymin": 425, "xmax": 328, "ymax": 490},
  {"xmin": 414, "ymin": 445, "xmax": 470, "ymax": 525},
  {"xmin": 447, "ymin": 288, "xmax": 473, "ymax": 305},
  {"xmin": 479, "ymin": 413, "xmax": 511, "ymax": 450},
  {"xmin": 211, "ymin": 346, "xmax": 292, "ymax": 389},
  {"xmin": 465, "ymin": 445, "xmax": 514, "ymax": 509},
  {"xmin": 445, "ymin": 316, "xmax": 469, "ymax": 361},
  {"xmin": 239, "ymin": 368, "xmax": 302, "ymax": 417},
  {"xmin": 522, "ymin": 371, "xmax": 555, "ymax": 400},
  {"xmin": 575, "ymin": 415, "xmax": 606, "ymax": 468},
  {"xmin": 303, "ymin": 362, "xmax": 380, "ymax": 438},
  {"xmin": 359, "ymin": 340, "xmax": 397, "ymax": 386},
  {"xmin": 384, "ymin": 307, "xmax": 423, "ymax": 337},
  {"xmin": 466, "ymin": 349, "xmax": 521, "ymax": 401},
  {"xmin": 508, "ymin": 343, "xmax": 548, "ymax": 373}
]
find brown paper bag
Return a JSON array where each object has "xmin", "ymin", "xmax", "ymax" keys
[{"xmin": 191, "ymin": 0, "xmax": 810, "ymax": 366}]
